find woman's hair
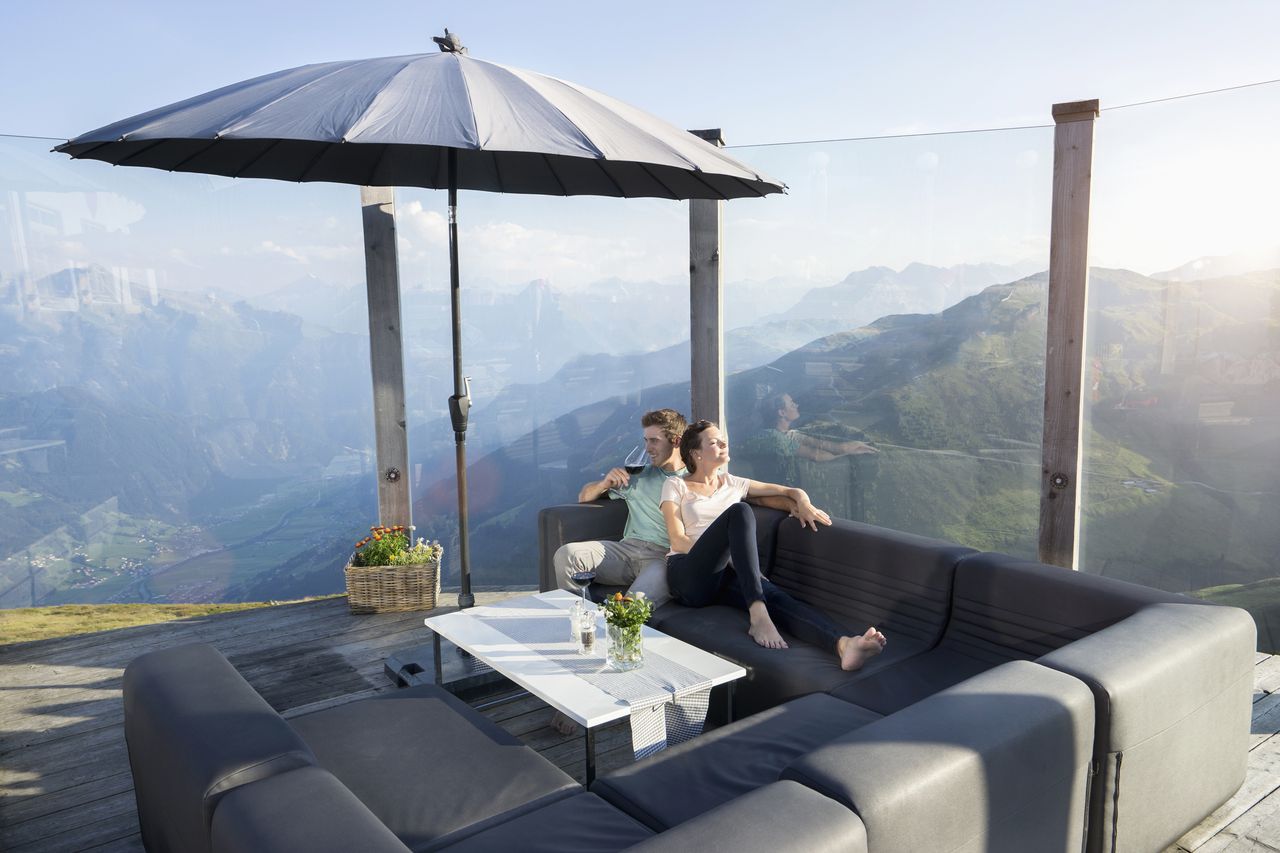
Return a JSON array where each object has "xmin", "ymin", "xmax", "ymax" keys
[
  {"xmin": 758, "ymin": 392, "xmax": 790, "ymax": 427},
  {"xmin": 641, "ymin": 408, "xmax": 688, "ymax": 445},
  {"xmin": 679, "ymin": 420, "xmax": 718, "ymax": 474}
]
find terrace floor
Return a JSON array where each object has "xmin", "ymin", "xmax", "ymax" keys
[{"xmin": 1, "ymin": 593, "xmax": 1277, "ymax": 852}]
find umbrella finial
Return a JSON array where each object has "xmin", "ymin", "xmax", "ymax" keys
[{"xmin": 433, "ymin": 28, "xmax": 467, "ymax": 54}]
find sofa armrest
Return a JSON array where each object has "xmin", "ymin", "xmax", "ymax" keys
[
  {"xmin": 537, "ymin": 499, "xmax": 628, "ymax": 591},
  {"xmin": 123, "ymin": 643, "xmax": 317, "ymax": 853},
  {"xmin": 1036, "ymin": 601, "xmax": 1256, "ymax": 853},
  {"xmin": 625, "ymin": 781, "xmax": 866, "ymax": 853},
  {"xmin": 783, "ymin": 661, "xmax": 1094, "ymax": 853},
  {"xmin": 211, "ymin": 766, "xmax": 411, "ymax": 853}
]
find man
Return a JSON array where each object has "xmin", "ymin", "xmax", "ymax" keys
[
  {"xmin": 554, "ymin": 408, "xmax": 688, "ymax": 607},
  {"xmin": 555, "ymin": 408, "xmax": 826, "ymax": 607}
]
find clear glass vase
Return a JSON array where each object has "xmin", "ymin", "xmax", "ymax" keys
[{"xmin": 607, "ymin": 622, "xmax": 644, "ymax": 671}]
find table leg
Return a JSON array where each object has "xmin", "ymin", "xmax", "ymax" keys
[
  {"xmin": 432, "ymin": 631, "xmax": 443, "ymax": 686},
  {"xmin": 726, "ymin": 681, "xmax": 735, "ymax": 724},
  {"xmin": 584, "ymin": 726, "xmax": 597, "ymax": 786}
]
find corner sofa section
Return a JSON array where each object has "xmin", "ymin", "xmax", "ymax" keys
[
  {"xmin": 123, "ymin": 643, "xmax": 865, "ymax": 853},
  {"xmin": 538, "ymin": 501, "xmax": 1256, "ymax": 853}
]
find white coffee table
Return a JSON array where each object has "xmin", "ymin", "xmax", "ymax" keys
[{"xmin": 425, "ymin": 589, "xmax": 745, "ymax": 783}]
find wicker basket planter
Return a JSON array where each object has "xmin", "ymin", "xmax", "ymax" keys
[{"xmin": 344, "ymin": 557, "xmax": 441, "ymax": 614}]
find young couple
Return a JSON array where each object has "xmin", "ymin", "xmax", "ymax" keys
[{"xmin": 554, "ymin": 408, "xmax": 886, "ymax": 670}]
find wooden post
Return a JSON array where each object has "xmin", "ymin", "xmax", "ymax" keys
[
  {"xmin": 1038, "ymin": 100, "xmax": 1099, "ymax": 568},
  {"xmin": 689, "ymin": 128, "xmax": 725, "ymax": 425},
  {"xmin": 359, "ymin": 185, "xmax": 412, "ymax": 530}
]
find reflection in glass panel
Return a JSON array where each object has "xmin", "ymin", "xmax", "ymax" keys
[
  {"xmin": 1081, "ymin": 85, "xmax": 1280, "ymax": 649},
  {"xmin": 0, "ymin": 136, "xmax": 379, "ymax": 607},
  {"xmin": 0, "ymin": 134, "xmax": 691, "ymax": 604},
  {"xmin": 722, "ymin": 129, "xmax": 1053, "ymax": 556}
]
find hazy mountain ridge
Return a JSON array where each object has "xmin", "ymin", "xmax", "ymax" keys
[
  {"xmin": 771, "ymin": 260, "xmax": 1042, "ymax": 327},
  {"xmin": 7, "ymin": 260, "xmax": 1280, "ymax": 620},
  {"xmin": 429, "ymin": 266, "xmax": 1280, "ymax": 604}
]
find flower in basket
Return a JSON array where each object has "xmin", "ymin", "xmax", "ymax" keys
[
  {"xmin": 345, "ymin": 526, "xmax": 444, "ymax": 615},
  {"xmin": 599, "ymin": 591, "xmax": 654, "ymax": 628},
  {"xmin": 351, "ymin": 525, "xmax": 442, "ymax": 567}
]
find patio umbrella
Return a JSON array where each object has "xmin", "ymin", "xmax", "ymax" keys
[{"xmin": 55, "ymin": 31, "xmax": 785, "ymax": 606}]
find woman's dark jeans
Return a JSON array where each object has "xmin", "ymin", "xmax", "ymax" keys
[{"xmin": 666, "ymin": 502, "xmax": 846, "ymax": 651}]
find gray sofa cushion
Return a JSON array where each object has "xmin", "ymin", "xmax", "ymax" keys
[
  {"xmin": 592, "ymin": 693, "xmax": 880, "ymax": 830},
  {"xmin": 434, "ymin": 793, "xmax": 653, "ymax": 853},
  {"xmin": 122, "ymin": 642, "xmax": 317, "ymax": 853},
  {"xmin": 652, "ymin": 603, "xmax": 919, "ymax": 717},
  {"xmin": 1037, "ymin": 601, "xmax": 1256, "ymax": 853},
  {"xmin": 784, "ymin": 661, "xmax": 1095, "ymax": 853},
  {"xmin": 211, "ymin": 766, "xmax": 411, "ymax": 853},
  {"xmin": 288, "ymin": 684, "xmax": 580, "ymax": 851},
  {"xmin": 652, "ymin": 518, "xmax": 973, "ymax": 715},
  {"xmin": 831, "ymin": 551, "xmax": 1186, "ymax": 715},
  {"xmin": 770, "ymin": 517, "xmax": 975, "ymax": 651},
  {"xmin": 626, "ymin": 781, "xmax": 868, "ymax": 853}
]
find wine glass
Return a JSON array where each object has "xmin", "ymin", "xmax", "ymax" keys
[
  {"xmin": 568, "ymin": 569, "xmax": 596, "ymax": 604},
  {"xmin": 623, "ymin": 445, "xmax": 647, "ymax": 476},
  {"xmin": 567, "ymin": 568, "xmax": 596, "ymax": 641}
]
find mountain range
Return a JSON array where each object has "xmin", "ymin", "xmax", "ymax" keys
[{"xmin": 4, "ymin": 258, "xmax": 1280, "ymax": 651}]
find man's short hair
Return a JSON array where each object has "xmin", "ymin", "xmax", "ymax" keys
[{"xmin": 641, "ymin": 408, "xmax": 688, "ymax": 444}]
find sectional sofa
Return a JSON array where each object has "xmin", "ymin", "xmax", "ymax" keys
[
  {"xmin": 538, "ymin": 500, "xmax": 1256, "ymax": 853},
  {"xmin": 120, "ymin": 506, "xmax": 1253, "ymax": 853}
]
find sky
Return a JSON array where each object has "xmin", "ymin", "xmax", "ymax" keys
[{"xmin": 2, "ymin": 0, "xmax": 1279, "ymax": 292}]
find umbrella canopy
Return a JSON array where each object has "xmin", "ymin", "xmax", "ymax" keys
[
  {"xmin": 55, "ymin": 36, "xmax": 785, "ymax": 608},
  {"xmin": 56, "ymin": 51, "xmax": 783, "ymax": 200}
]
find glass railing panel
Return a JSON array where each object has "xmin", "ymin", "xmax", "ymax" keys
[
  {"xmin": 1, "ymin": 135, "xmax": 377, "ymax": 606},
  {"xmin": 721, "ymin": 128, "xmax": 1053, "ymax": 555},
  {"xmin": 392, "ymin": 188, "xmax": 689, "ymax": 588},
  {"xmin": 1081, "ymin": 85, "xmax": 1280, "ymax": 648}
]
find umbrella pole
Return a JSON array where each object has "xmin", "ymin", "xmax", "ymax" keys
[{"xmin": 446, "ymin": 148, "xmax": 474, "ymax": 608}]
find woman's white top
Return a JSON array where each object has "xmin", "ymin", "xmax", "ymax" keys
[{"xmin": 660, "ymin": 472, "xmax": 751, "ymax": 555}]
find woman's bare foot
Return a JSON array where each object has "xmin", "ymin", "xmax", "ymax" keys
[
  {"xmin": 748, "ymin": 602, "xmax": 788, "ymax": 649},
  {"xmin": 838, "ymin": 627, "xmax": 887, "ymax": 671}
]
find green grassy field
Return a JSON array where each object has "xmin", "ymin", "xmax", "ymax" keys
[{"xmin": 0, "ymin": 597, "xmax": 343, "ymax": 645}]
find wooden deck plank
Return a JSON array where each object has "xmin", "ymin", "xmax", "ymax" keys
[{"xmin": 2, "ymin": 594, "xmax": 1278, "ymax": 852}]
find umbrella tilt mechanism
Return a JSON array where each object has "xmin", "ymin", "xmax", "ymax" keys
[{"xmin": 449, "ymin": 376, "xmax": 472, "ymax": 439}]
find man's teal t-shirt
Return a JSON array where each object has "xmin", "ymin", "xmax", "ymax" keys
[{"xmin": 612, "ymin": 465, "xmax": 685, "ymax": 547}]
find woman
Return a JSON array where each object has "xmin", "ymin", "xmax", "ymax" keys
[{"xmin": 661, "ymin": 420, "xmax": 887, "ymax": 671}]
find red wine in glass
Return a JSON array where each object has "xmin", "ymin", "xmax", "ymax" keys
[{"xmin": 623, "ymin": 445, "xmax": 647, "ymax": 476}]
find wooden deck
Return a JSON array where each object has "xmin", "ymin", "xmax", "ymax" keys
[{"xmin": 1, "ymin": 595, "xmax": 1277, "ymax": 852}]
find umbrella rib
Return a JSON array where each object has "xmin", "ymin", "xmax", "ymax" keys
[
  {"xmin": 167, "ymin": 138, "xmax": 229, "ymax": 173},
  {"xmin": 230, "ymin": 138, "xmax": 285, "ymax": 178},
  {"xmin": 635, "ymin": 163, "xmax": 680, "ymax": 200},
  {"xmin": 594, "ymin": 161, "xmax": 628, "ymax": 198},
  {"xmin": 492, "ymin": 151, "xmax": 506, "ymax": 193},
  {"xmin": 364, "ymin": 143, "xmax": 391, "ymax": 188},
  {"xmin": 114, "ymin": 139, "xmax": 170, "ymax": 167},
  {"xmin": 685, "ymin": 168, "xmax": 731, "ymax": 201},
  {"xmin": 294, "ymin": 142, "xmax": 337, "ymax": 182},
  {"xmin": 539, "ymin": 154, "xmax": 569, "ymax": 196},
  {"xmin": 57, "ymin": 139, "xmax": 115, "ymax": 160},
  {"xmin": 727, "ymin": 174, "xmax": 771, "ymax": 198}
]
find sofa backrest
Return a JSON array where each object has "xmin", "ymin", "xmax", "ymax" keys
[
  {"xmin": 940, "ymin": 552, "xmax": 1186, "ymax": 666},
  {"xmin": 769, "ymin": 518, "xmax": 977, "ymax": 651},
  {"xmin": 123, "ymin": 643, "xmax": 317, "ymax": 853}
]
